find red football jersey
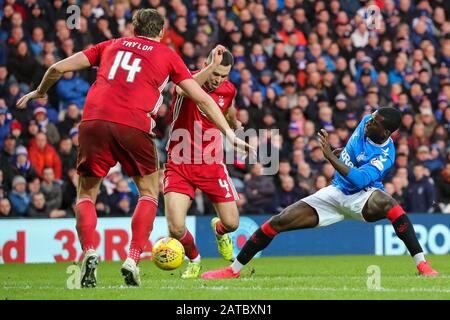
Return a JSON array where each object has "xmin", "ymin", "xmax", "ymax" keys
[
  {"xmin": 82, "ymin": 36, "xmax": 192, "ymax": 133},
  {"xmin": 167, "ymin": 74, "xmax": 236, "ymax": 164}
]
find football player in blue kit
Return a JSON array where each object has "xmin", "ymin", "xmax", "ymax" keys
[{"xmin": 202, "ymin": 107, "xmax": 439, "ymax": 279}]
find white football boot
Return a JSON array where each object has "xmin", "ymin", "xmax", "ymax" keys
[
  {"xmin": 121, "ymin": 258, "xmax": 141, "ymax": 287},
  {"xmin": 80, "ymin": 249, "xmax": 99, "ymax": 288}
]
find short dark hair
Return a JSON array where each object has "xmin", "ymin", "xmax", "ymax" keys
[
  {"xmin": 207, "ymin": 49, "xmax": 234, "ymax": 66},
  {"xmin": 378, "ymin": 107, "xmax": 402, "ymax": 133},
  {"xmin": 32, "ymin": 191, "xmax": 44, "ymax": 197},
  {"xmin": 132, "ymin": 9, "xmax": 164, "ymax": 38}
]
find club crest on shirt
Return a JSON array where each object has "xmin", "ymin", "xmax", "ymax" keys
[
  {"xmin": 356, "ymin": 152, "xmax": 366, "ymax": 162},
  {"xmin": 218, "ymin": 96, "xmax": 225, "ymax": 108}
]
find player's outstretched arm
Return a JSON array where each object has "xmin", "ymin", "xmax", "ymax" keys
[
  {"xmin": 16, "ymin": 52, "xmax": 91, "ymax": 108},
  {"xmin": 178, "ymin": 78, "xmax": 255, "ymax": 157}
]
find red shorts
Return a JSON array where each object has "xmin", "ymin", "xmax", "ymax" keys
[
  {"xmin": 163, "ymin": 161, "xmax": 239, "ymax": 203},
  {"xmin": 77, "ymin": 120, "xmax": 159, "ymax": 177}
]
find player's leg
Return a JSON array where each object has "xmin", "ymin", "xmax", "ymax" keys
[
  {"xmin": 165, "ymin": 191, "xmax": 202, "ymax": 278},
  {"xmin": 75, "ymin": 176, "xmax": 102, "ymax": 253},
  {"xmin": 120, "ymin": 172, "xmax": 159, "ymax": 286},
  {"xmin": 76, "ymin": 120, "xmax": 118, "ymax": 288},
  {"xmin": 362, "ymin": 190, "xmax": 438, "ymax": 276},
  {"xmin": 163, "ymin": 162, "xmax": 200, "ymax": 277},
  {"xmin": 202, "ymin": 200, "xmax": 319, "ymax": 279},
  {"xmin": 76, "ymin": 176, "xmax": 103, "ymax": 288},
  {"xmin": 211, "ymin": 201, "xmax": 239, "ymax": 261},
  {"xmin": 108, "ymin": 122, "xmax": 160, "ymax": 285},
  {"xmin": 195, "ymin": 163, "xmax": 239, "ymax": 261},
  {"xmin": 229, "ymin": 201, "xmax": 318, "ymax": 273},
  {"xmin": 128, "ymin": 173, "xmax": 159, "ymax": 262}
]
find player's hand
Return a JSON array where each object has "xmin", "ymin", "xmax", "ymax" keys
[
  {"xmin": 16, "ymin": 90, "xmax": 46, "ymax": 109},
  {"xmin": 234, "ymin": 137, "xmax": 257, "ymax": 159},
  {"xmin": 233, "ymin": 120, "xmax": 242, "ymax": 130},
  {"xmin": 227, "ymin": 132, "xmax": 256, "ymax": 159},
  {"xmin": 318, "ymin": 129, "xmax": 333, "ymax": 159},
  {"xmin": 211, "ymin": 45, "xmax": 226, "ymax": 67}
]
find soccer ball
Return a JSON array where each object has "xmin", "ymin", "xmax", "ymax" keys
[{"xmin": 152, "ymin": 237, "xmax": 185, "ymax": 270}]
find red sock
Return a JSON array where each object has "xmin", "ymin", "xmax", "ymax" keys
[
  {"xmin": 179, "ymin": 229, "xmax": 199, "ymax": 260},
  {"xmin": 261, "ymin": 221, "xmax": 278, "ymax": 238},
  {"xmin": 128, "ymin": 196, "xmax": 158, "ymax": 264},
  {"xmin": 75, "ymin": 198, "xmax": 97, "ymax": 252},
  {"xmin": 215, "ymin": 220, "xmax": 228, "ymax": 236},
  {"xmin": 386, "ymin": 205, "xmax": 405, "ymax": 223}
]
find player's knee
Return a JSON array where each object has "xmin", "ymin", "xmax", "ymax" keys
[
  {"xmin": 135, "ymin": 179, "xmax": 159, "ymax": 198},
  {"xmin": 269, "ymin": 214, "xmax": 283, "ymax": 232},
  {"xmin": 168, "ymin": 224, "xmax": 186, "ymax": 239},
  {"xmin": 370, "ymin": 191, "xmax": 398, "ymax": 218},
  {"xmin": 77, "ymin": 194, "xmax": 96, "ymax": 204},
  {"xmin": 137, "ymin": 188, "xmax": 158, "ymax": 198}
]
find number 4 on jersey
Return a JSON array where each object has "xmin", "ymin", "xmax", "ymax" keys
[
  {"xmin": 219, "ymin": 179, "xmax": 232, "ymax": 199},
  {"xmin": 108, "ymin": 51, "xmax": 142, "ymax": 83}
]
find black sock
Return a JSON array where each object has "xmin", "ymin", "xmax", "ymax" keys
[
  {"xmin": 392, "ymin": 215, "xmax": 423, "ymax": 257},
  {"xmin": 236, "ymin": 227, "xmax": 275, "ymax": 265}
]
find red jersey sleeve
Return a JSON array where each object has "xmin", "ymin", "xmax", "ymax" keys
[
  {"xmin": 82, "ymin": 40, "xmax": 114, "ymax": 67},
  {"xmin": 168, "ymin": 51, "xmax": 192, "ymax": 84}
]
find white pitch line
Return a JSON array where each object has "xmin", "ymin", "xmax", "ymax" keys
[
  {"xmin": 158, "ymin": 285, "xmax": 450, "ymax": 294},
  {"xmin": 3, "ymin": 280, "xmax": 449, "ymax": 294},
  {"xmin": 3, "ymin": 285, "xmax": 450, "ymax": 295},
  {"xmin": 236, "ymin": 275, "xmax": 450, "ymax": 281}
]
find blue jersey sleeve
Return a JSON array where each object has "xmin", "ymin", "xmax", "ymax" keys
[{"xmin": 345, "ymin": 155, "xmax": 393, "ymax": 189}]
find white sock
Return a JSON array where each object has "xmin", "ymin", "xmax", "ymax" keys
[
  {"xmin": 191, "ymin": 255, "xmax": 201, "ymax": 263},
  {"xmin": 231, "ymin": 259, "xmax": 243, "ymax": 273},
  {"xmin": 413, "ymin": 252, "xmax": 425, "ymax": 266}
]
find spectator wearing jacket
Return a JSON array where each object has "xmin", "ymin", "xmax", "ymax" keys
[
  {"xmin": 6, "ymin": 41, "xmax": 38, "ymax": 88},
  {"xmin": 28, "ymin": 132, "xmax": 62, "ymax": 179},
  {"xmin": 56, "ymin": 71, "xmax": 89, "ymax": 110},
  {"xmin": 245, "ymin": 163, "xmax": 277, "ymax": 214},
  {"xmin": 0, "ymin": 107, "xmax": 11, "ymax": 148},
  {"xmin": 0, "ymin": 134, "xmax": 16, "ymax": 169},
  {"xmin": 276, "ymin": 175, "xmax": 306, "ymax": 211},
  {"xmin": 58, "ymin": 136, "xmax": 77, "ymax": 182},
  {"xmin": 33, "ymin": 107, "xmax": 60, "ymax": 146},
  {"xmin": 434, "ymin": 163, "xmax": 450, "ymax": 213},
  {"xmin": 108, "ymin": 179, "xmax": 136, "ymax": 216},
  {"xmin": 27, "ymin": 191, "xmax": 66, "ymax": 218},
  {"xmin": 6, "ymin": 145, "xmax": 38, "ymax": 188},
  {"xmin": 40, "ymin": 167, "xmax": 62, "ymax": 211},
  {"xmin": 57, "ymin": 103, "xmax": 82, "ymax": 136},
  {"xmin": 405, "ymin": 164, "xmax": 436, "ymax": 213},
  {"xmin": 8, "ymin": 175, "xmax": 31, "ymax": 216}
]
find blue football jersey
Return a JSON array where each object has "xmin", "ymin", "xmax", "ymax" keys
[{"xmin": 332, "ymin": 114, "xmax": 395, "ymax": 195}]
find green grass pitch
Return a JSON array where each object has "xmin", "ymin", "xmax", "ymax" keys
[{"xmin": 1, "ymin": 255, "xmax": 449, "ymax": 300}]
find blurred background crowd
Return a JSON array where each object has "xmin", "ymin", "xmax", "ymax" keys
[{"xmin": 0, "ymin": 0, "xmax": 449, "ymax": 219}]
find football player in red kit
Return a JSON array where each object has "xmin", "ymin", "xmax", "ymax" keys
[
  {"xmin": 164, "ymin": 47, "xmax": 241, "ymax": 278},
  {"xmin": 17, "ymin": 9, "xmax": 251, "ymax": 287}
]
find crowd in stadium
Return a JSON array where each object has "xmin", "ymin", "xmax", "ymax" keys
[{"xmin": 0, "ymin": 0, "xmax": 449, "ymax": 218}]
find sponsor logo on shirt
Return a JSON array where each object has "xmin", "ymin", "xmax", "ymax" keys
[
  {"xmin": 370, "ymin": 158, "xmax": 384, "ymax": 171},
  {"xmin": 341, "ymin": 148, "xmax": 355, "ymax": 168}
]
